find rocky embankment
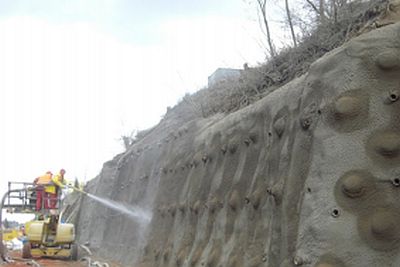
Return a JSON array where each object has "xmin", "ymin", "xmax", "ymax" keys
[{"xmin": 71, "ymin": 21, "xmax": 400, "ymax": 267}]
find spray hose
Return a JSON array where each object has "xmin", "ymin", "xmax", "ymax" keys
[
  {"xmin": 81, "ymin": 256, "xmax": 110, "ymax": 267},
  {"xmin": 66, "ymin": 184, "xmax": 88, "ymax": 195}
]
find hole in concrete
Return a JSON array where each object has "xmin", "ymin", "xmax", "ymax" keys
[
  {"xmin": 249, "ymin": 133, "xmax": 258, "ymax": 144},
  {"xmin": 392, "ymin": 178, "xmax": 400, "ymax": 187},
  {"xmin": 244, "ymin": 139, "xmax": 251, "ymax": 146},
  {"xmin": 307, "ymin": 187, "xmax": 311, "ymax": 193},
  {"xmin": 220, "ymin": 146, "xmax": 227, "ymax": 154},
  {"xmin": 385, "ymin": 90, "xmax": 400, "ymax": 104},
  {"xmin": 293, "ymin": 256, "xmax": 303, "ymax": 266},
  {"xmin": 331, "ymin": 208, "xmax": 340, "ymax": 218},
  {"xmin": 389, "ymin": 91, "xmax": 399, "ymax": 103},
  {"xmin": 229, "ymin": 145, "xmax": 237, "ymax": 154},
  {"xmin": 301, "ymin": 118, "xmax": 311, "ymax": 129},
  {"xmin": 390, "ymin": 93, "xmax": 398, "ymax": 101}
]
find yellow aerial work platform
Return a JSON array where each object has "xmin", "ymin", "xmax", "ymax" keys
[{"xmin": 1, "ymin": 182, "xmax": 78, "ymax": 260}]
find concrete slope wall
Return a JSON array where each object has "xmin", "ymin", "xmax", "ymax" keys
[{"xmin": 75, "ymin": 22, "xmax": 400, "ymax": 267}]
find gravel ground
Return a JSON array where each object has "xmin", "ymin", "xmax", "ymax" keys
[{"xmin": 3, "ymin": 251, "xmax": 85, "ymax": 267}]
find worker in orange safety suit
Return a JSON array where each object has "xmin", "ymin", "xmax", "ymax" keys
[{"xmin": 34, "ymin": 171, "xmax": 53, "ymax": 211}]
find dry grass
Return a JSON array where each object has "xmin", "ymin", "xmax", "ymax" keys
[{"xmin": 165, "ymin": 0, "xmax": 388, "ymax": 120}]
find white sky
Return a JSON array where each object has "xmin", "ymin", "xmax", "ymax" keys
[{"xmin": 0, "ymin": 0, "xmax": 297, "ymax": 222}]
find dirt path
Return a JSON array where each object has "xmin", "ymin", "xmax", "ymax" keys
[
  {"xmin": 4, "ymin": 251, "xmax": 86, "ymax": 267},
  {"xmin": 4, "ymin": 258, "xmax": 85, "ymax": 267},
  {"xmin": 3, "ymin": 251, "xmax": 124, "ymax": 267}
]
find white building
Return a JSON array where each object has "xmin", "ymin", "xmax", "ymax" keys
[{"xmin": 208, "ymin": 68, "xmax": 241, "ymax": 87}]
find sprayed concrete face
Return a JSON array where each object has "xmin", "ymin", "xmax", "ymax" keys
[{"xmin": 71, "ymin": 22, "xmax": 400, "ymax": 267}]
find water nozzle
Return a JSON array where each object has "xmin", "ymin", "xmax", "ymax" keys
[{"xmin": 67, "ymin": 184, "xmax": 88, "ymax": 195}]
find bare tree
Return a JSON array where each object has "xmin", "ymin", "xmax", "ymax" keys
[
  {"xmin": 305, "ymin": 0, "xmax": 327, "ymax": 23},
  {"xmin": 319, "ymin": 0, "xmax": 326, "ymax": 23},
  {"xmin": 120, "ymin": 130, "xmax": 136, "ymax": 150},
  {"xmin": 304, "ymin": 0, "xmax": 354, "ymax": 25},
  {"xmin": 331, "ymin": 0, "xmax": 338, "ymax": 23},
  {"xmin": 256, "ymin": 0, "xmax": 276, "ymax": 58},
  {"xmin": 285, "ymin": 0, "xmax": 297, "ymax": 47},
  {"xmin": 305, "ymin": 0, "xmax": 319, "ymax": 13}
]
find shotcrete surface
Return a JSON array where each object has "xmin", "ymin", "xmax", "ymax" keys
[{"xmin": 74, "ymin": 22, "xmax": 400, "ymax": 267}]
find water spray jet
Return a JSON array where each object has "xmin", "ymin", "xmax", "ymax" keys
[{"xmin": 69, "ymin": 185, "xmax": 152, "ymax": 225}]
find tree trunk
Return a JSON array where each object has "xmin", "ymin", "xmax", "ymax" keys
[
  {"xmin": 257, "ymin": 0, "xmax": 275, "ymax": 58},
  {"xmin": 319, "ymin": 0, "xmax": 326, "ymax": 24},
  {"xmin": 332, "ymin": 0, "xmax": 338, "ymax": 24},
  {"xmin": 306, "ymin": 0, "xmax": 327, "ymax": 24},
  {"xmin": 285, "ymin": 0, "xmax": 297, "ymax": 47},
  {"xmin": 305, "ymin": 0, "xmax": 319, "ymax": 14}
]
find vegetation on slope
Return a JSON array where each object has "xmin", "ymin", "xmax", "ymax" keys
[{"xmin": 167, "ymin": 0, "xmax": 392, "ymax": 119}]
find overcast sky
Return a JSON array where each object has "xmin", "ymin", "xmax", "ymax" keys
[{"xmin": 0, "ymin": 0, "xmax": 293, "ymax": 221}]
